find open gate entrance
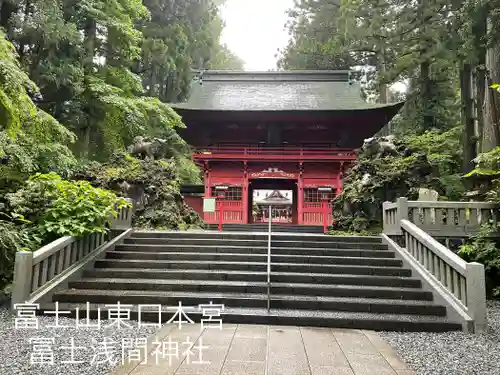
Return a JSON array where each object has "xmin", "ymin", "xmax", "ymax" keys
[{"xmin": 248, "ymin": 179, "xmax": 298, "ymax": 224}]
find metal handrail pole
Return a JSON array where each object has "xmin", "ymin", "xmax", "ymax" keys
[{"xmin": 267, "ymin": 204, "xmax": 272, "ymax": 311}]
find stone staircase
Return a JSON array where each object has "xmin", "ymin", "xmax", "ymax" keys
[{"xmin": 47, "ymin": 231, "xmax": 462, "ymax": 332}]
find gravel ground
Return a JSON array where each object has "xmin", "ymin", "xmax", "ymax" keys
[
  {"xmin": 0, "ymin": 303, "xmax": 159, "ymax": 375},
  {"xmin": 1, "ymin": 300, "xmax": 498, "ymax": 375},
  {"xmin": 379, "ymin": 300, "xmax": 500, "ymax": 375}
]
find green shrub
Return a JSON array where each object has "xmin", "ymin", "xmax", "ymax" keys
[
  {"xmin": 458, "ymin": 224, "xmax": 500, "ymax": 297},
  {"xmin": 459, "ymin": 146, "xmax": 500, "ymax": 297},
  {"xmin": 0, "ymin": 214, "xmax": 35, "ymax": 291},
  {"xmin": 328, "ymin": 228, "xmax": 380, "ymax": 236},
  {"xmin": 5, "ymin": 172, "xmax": 129, "ymax": 244}
]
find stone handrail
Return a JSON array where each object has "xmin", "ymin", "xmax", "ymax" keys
[
  {"xmin": 382, "ymin": 197, "xmax": 488, "ymax": 332},
  {"xmin": 11, "ymin": 200, "xmax": 133, "ymax": 308},
  {"xmin": 383, "ymin": 197, "xmax": 498, "ymax": 237},
  {"xmin": 384, "ymin": 219, "xmax": 486, "ymax": 332}
]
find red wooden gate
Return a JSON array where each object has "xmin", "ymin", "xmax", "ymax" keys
[
  {"xmin": 205, "ymin": 200, "xmax": 244, "ymax": 224},
  {"xmin": 303, "ymin": 201, "xmax": 333, "ymax": 227}
]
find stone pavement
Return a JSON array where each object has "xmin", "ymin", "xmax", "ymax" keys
[{"xmin": 111, "ymin": 324, "xmax": 414, "ymax": 375}]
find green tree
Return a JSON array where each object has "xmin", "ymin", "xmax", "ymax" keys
[
  {"xmin": 0, "ymin": 0, "xmax": 238, "ymax": 161},
  {"xmin": 210, "ymin": 44, "xmax": 245, "ymax": 70},
  {"xmin": 277, "ymin": 0, "xmax": 355, "ymax": 70},
  {"xmin": 0, "ymin": 30, "xmax": 76, "ymax": 190},
  {"xmin": 280, "ymin": 0, "xmax": 500, "ymax": 171}
]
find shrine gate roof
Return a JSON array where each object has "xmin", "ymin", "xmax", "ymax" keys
[
  {"xmin": 169, "ymin": 70, "xmax": 404, "ymax": 112},
  {"xmin": 254, "ymin": 190, "xmax": 292, "ymax": 205}
]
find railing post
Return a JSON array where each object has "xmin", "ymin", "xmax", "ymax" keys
[
  {"xmin": 110, "ymin": 198, "xmax": 134, "ymax": 230},
  {"xmin": 395, "ymin": 197, "xmax": 409, "ymax": 235},
  {"xmin": 11, "ymin": 251, "xmax": 34, "ymax": 309},
  {"xmin": 465, "ymin": 262, "xmax": 487, "ymax": 332},
  {"xmin": 125, "ymin": 199, "xmax": 133, "ymax": 228},
  {"xmin": 382, "ymin": 201, "xmax": 389, "ymax": 234}
]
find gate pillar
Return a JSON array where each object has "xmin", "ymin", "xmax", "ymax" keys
[
  {"xmin": 242, "ymin": 163, "xmax": 249, "ymax": 224},
  {"xmin": 297, "ymin": 163, "xmax": 304, "ymax": 225}
]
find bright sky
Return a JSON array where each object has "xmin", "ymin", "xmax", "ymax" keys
[
  {"xmin": 219, "ymin": 1, "xmax": 407, "ymax": 93},
  {"xmin": 220, "ymin": 0, "xmax": 294, "ymax": 71}
]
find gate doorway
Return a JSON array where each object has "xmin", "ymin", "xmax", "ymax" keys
[{"xmin": 248, "ymin": 179, "xmax": 298, "ymax": 224}]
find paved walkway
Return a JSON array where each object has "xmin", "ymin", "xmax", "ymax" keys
[{"xmin": 112, "ymin": 324, "xmax": 414, "ymax": 375}]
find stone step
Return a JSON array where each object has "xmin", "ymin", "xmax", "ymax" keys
[
  {"xmin": 272, "ymin": 272, "xmax": 420, "ymax": 288},
  {"xmin": 114, "ymin": 244, "xmax": 394, "ymax": 258},
  {"xmin": 37, "ymin": 303, "xmax": 462, "ymax": 332},
  {"xmin": 104, "ymin": 251, "xmax": 402, "ymax": 267},
  {"xmin": 51, "ymin": 289, "xmax": 445, "ymax": 316},
  {"xmin": 94, "ymin": 259, "xmax": 411, "ymax": 276},
  {"xmin": 132, "ymin": 231, "xmax": 382, "ymax": 243},
  {"xmin": 64, "ymin": 279, "xmax": 432, "ymax": 300},
  {"xmin": 83, "ymin": 269, "xmax": 420, "ymax": 288},
  {"xmin": 124, "ymin": 237, "xmax": 389, "ymax": 250}
]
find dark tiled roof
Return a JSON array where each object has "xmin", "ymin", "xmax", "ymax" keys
[{"xmin": 170, "ymin": 71, "xmax": 403, "ymax": 112}]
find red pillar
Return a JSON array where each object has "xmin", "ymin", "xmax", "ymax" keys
[
  {"xmin": 204, "ymin": 163, "xmax": 211, "ymax": 198},
  {"xmin": 242, "ymin": 163, "xmax": 249, "ymax": 224},
  {"xmin": 297, "ymin": 164, "xmax": 304, "ymax": 225},
  {"xmin": 203, "ymin": 163, "xmax": 211, "ymax": 223}
]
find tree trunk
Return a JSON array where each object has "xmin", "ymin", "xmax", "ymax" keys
[
  {"xmin": 83, "ymin": 19, "xmax": 96, "ymax": 74},
  {"xmin": 421, "ymin": 60, "xmax": 434, "ymax": 130},
  {"xmin": 0, "ymin": 0, "xmax": 8, "ymax": 28},
  {"xmin": 473, "ymin": 6, "xmax": 488, "ymax": 152},
  {"xmin": 148, "ymin": 66, "xmax": 158, "ymax": 97},
  {"xmin": 0, "ymin": 0, "xmax": 18, "ymax": 37},
  {"xmin": 481, "ymin": 19, "xmax": 500, "ymax": 152},
  {"xmin": 106, "ymin": 27, "xmax": 120, "ymax": 67},
  {"xmin": 461, "ymin": 64, "xmax": 476, "ymax": 172},
  {"xmin": 158, "ymin": 66, "xmax": 166, "ymax": 101},
  {"xmin": 81, "ymin": 18, "xmax": 97, "ymax": 159},
  {"xmin": 377, "ymin": 47, "xmax": 388, "ymax": 104},
  {"xmin": 17, "ymin": 0, "xmax": 32, "ymax": 62}
]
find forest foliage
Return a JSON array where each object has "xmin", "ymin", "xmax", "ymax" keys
[
  {"xmin": 278, "ymin": 0, "xmax": 500, "ymax": 149},
  {"xmin": 0, "ymin": 0, "xmax": 243, "ymax": 160},
  {"xmin": 0, "ymin": 0, "xmax": 242, "ymax": 291},
  {"xmin": 278, "ymin": 0, "xmax": 500, "ymax": 217},
  {"xmin": 278, "ymin": 0, "xmax": 500, "ymax": 294}
]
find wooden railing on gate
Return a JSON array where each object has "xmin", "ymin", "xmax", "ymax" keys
[
  {"xmin": 303, "ymin": 201, "xmax": 333, "ymax": 228},
  {"xmin": 193, "ymin": 146, "xmax": 357, "ymax": 161},
  {"xmin": 205, "ymin": 200, "xmax": 244, "ymax": 224}
]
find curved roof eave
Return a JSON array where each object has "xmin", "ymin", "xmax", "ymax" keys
[
  {"xmin": 171, "ymin": 101, "xmax": 405, "ymax": 112},
  {"xmin": 171, "ymin": 102, "xmax": 405, "ymax": 122}
]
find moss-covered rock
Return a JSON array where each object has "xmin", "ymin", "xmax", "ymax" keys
[
  {"xmin": 74, "ymin": 153, "xmax": 203, "ymax": 230},
  {"xmin": 332, "ymin": 128, "xmax": 464, "ymax": 233}
]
